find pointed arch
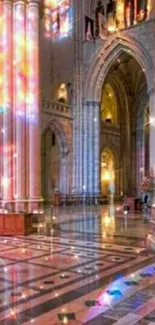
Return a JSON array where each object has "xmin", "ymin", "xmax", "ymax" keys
[
  {"xmin": 84, "ymin": 35, "xmax": 154, "ymax": 101},
  {"xmin": 41, "ymin": 119, "xmax": 70, "ymax": 197},
  {"xmin": 42, "ymin": 118, "xmax": 69, "ymax": 155}
]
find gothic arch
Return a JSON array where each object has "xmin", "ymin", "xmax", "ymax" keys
[
  {"xmin": 100, "ymin": 145, "xmax": 120, "ymax": 196},
  {"xmin": 41, "ymin": 118, "xmax": 69, "ymax": 155},
  {"xmin": 100, "ymin": 144, "xmax": 119, "ymax": 169},
  {"xmin": 84, "ymin": 35, "xmax": 154, "ymax": 101},
  {"xmin": 41, "ymin": 119, "xmax": 70, "ymax": 197}
]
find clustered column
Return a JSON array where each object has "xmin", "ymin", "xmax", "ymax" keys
[
  {"xmin": 13, "ymin": 0, "xmax": 26, "ymax": 211},
  {"xmin": 149, "ymin": 89, "xmax": 155, "ymax": 205},
  {"xmin": 26, "ymin": 0, "xmax": 42, "ymax": 212},
  {"xmin": 0, "ymin": 0, "xmax": 3, "ymax": 199},
  {"xmin": 0, "ymin": 0, "xmax": 41, "ymax": 212},
  {"xmin": 72, "ymin": 0, "xmax": 83, "ymax": 195},
  {"xmin": 2, "ymin": 0, "xmax": 13, "ymax": 205},
  {"xmin": 147, "ymin": 89, "xmax": 155, "ymax": 250},
  {"xmin": 82, "ymin": 101, "xmax": 100, "ymax": 197},
  {"xmin": 93, "ymin": 102, "xmax": 100, "ymax": 196},
  {"xmin": 136, "ymin": 126, "xmax": 145, "ymax": 195}
]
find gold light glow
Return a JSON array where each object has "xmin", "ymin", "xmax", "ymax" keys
[
  {"xmin": 116, "ymin": 0, "xmax": 125, "ymax": 29},
  {"xmin": 102, "ymin": 171, "xmax": 111, "ymax": 181}
]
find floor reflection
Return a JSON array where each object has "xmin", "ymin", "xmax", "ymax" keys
[
  {"xmin": 0, "ymin": 205, "xmax": 152, "ymax": 324},
  {"xmin": 36, "ymin": 204, "xmax": 150, "ymax": 242}
]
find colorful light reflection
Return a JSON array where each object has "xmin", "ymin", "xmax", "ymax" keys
[
  {"xmin": 0, "ymin": 0, "xmax": 40, "ymax": 211},
  {"xmin": 44, "ymin": 0, "xmax": 72, "ymax": 38}
]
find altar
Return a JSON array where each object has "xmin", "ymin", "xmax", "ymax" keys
[{"xmin": 0, "ymin": 213, "xmax": 33, "ymax": 236}]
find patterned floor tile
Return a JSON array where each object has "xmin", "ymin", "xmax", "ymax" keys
[
  {"xmin": 0, "ymin": 247, "xmax": 45, "ymax": 261},
  {"xmin": 29, "ymin": 253, "xmax": 93, "ymax": 270},
  {"xmin": 26, "ymin": 271, "xmax": 82, "ymax": 290},
  {"xmin": 105, "ymin": 254, "xmax": 133, "ymax": 263},
  {"xmin": 0, "ymin": 262, "xmax": 54, "ymax": 283},
  {"xmin": 0, "ymin": 208, "xmax": 153, "ymax": 325},
  {"xmin": 28, "ymin": 243, "xmax": 68, "ymax": 253}
]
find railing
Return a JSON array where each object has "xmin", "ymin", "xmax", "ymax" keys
[{"xmin": 42, "ymin": 99, "xmax": 73, "ymax": 119}]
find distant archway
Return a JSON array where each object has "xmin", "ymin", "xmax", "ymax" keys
[
  {"xmin": 41, "ymin": 120, "xmax": 69, "ymax": 200},
  {"xmin": 101, "ymin": 148, "xmax": 116, "ymax": 197},
  {"xmin": 91, "ymin": 35, "xmax": 152, "ymax": 196},
  {"xmin": 57, "ymin": 83, "xmax": 68, "ymax": 103}
]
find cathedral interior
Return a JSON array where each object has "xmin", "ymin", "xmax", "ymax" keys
[{"xmin": 0, "ymin": 0, "xmax": 154, "ymax": 324}]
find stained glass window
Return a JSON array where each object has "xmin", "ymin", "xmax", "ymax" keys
[{"xmin": 44, "ymin": 0, "xmax": 72, "ymax": 39}]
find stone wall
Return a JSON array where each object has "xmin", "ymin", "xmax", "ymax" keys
[{"xmin": 40, "ymin": 0, "xmax": 155, "ymax": 197}]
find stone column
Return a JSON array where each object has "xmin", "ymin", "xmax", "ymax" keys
[
  {"xmin": 83, "ymin": 102, "xmax": 89, "ymax": 192},
  {"xmin": 88, "ymin": 102, "xmax": 93, "ymax": 194},
  {"xmin": 82, "ymin": 101, "xmax": 100, "ymax": 198},
  {"xmin": 13, "ymin": 0, "xmax": 26, "ymax": 211},
  {"xmin": 136, "ymin": 126, "xmax": 145, "ymax": 196},
  {"xmin": 147, "ymin": 89, "xmax": 155, "ymax": 249},
  {"xmin": 93, "ymin": 102, "xmax": 100, "ymax": 196},
  {"xmin": 60, "ymin": 150, "xmax": 68, "ymax": 195},
  {"xmin": 72, "ymin": 0, "xmax": 83, "ymax": 195},
  {"xmin": 2, "ymin": 0, "xmax": 13, "ymax": 208},
  {"xmin": 0, "ymin": 0, "xmax": 3, "ymax": 199},
  {"xmin": 26, "ymin": 0, "xmax": 42, "ymax": 212},
  {"xmin": 149, "ymin": 90, "xmax": 155, "ymax": 206}
]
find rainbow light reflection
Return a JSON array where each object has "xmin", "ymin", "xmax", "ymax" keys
[
  {"xmin": 44, "ymin": 0, "xmax": 72, "ymax": 38},
  {"xmin": 84, "ymin": 263, "xmax": 155, "ymax": 323}
]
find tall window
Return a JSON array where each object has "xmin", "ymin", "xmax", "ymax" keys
[{"xmin": 44, "ymin": 0, "xmax": 72, "ymax": 39}]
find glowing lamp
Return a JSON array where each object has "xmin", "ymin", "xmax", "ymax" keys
[
  {"xmin": 101, "ymin": 161, "xmax": 106, "ymax": 168},
  {"xmin": 107, "ymin": 25, "xmax": 117, "ymax": 33},
  {"xmin": 150, "ymin": 117, "xmax": 155, "ymax": 125},
  {"xmin": 102, "ymin": 171, "xmax": 111, "ymax": 181},
  {"xmin": 104, "ymin": 216, "xmax": 111, "ymax": 226},
  {"xmin": 63, "ymin": 316, "xmax": 68, "ymax": 324}
]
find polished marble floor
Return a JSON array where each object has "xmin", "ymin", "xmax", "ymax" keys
[{"xmin": 0, "ymin": 205, "xmax": 154, "ymax": 324}]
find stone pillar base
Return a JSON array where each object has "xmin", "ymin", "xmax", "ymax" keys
[
  {"xmin": 1, "ymin": 198, "xmax": 44, "ymax": 214},
  {"xmin": 27, "ymin": 198, "xmax": 44, "ymax": 213}
]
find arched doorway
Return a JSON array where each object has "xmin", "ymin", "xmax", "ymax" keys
[
  {"xmin": 41, "ymin": 129, "xmax": 60, "ymax": 200},
  {"xmin": 41, "ymin": 121, "xmax": 70, "ymax": 201},
  {"xmin": 100, "ymin": 52, "xmax": 149, "ymax": 196},
  {"xmin": 83, "ymin": 35, "xmax": 154, "ymax": 198},
  {"xmin": 101, "ymin": 148, "xmax": 115, "ymax": 197},
  {"xmin": 57, "ymin": 83, "xmax": 68, "ymax": 103}
]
